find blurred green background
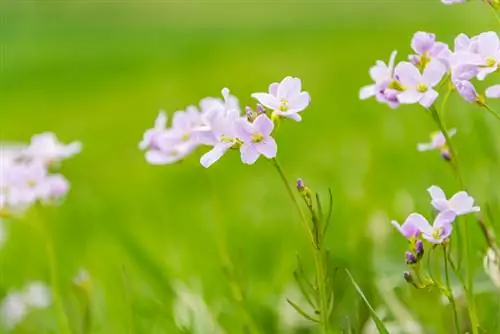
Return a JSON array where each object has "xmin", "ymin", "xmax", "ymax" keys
[{"xmin": 1, "ymin": 1, "xmax": 500, "ymax": 333}]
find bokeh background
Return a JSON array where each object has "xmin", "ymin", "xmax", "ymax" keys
[{"xmin": 1, "ymin": 1, "xmax": 500, "ymax": 333}]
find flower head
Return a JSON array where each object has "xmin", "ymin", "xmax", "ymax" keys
[
  {"xmin": 395, "ymin": 60, "xmax": 446, "ymax": 108},
  {"xmin": 360, "ymin": 51, "xmax": 398, "ymax": 102},
  {"xmin": 235, "ymin": 114, "xmax": 277, "ymax": 164},
  {"xmin": 474, "ymin": 32, "xmax": 500, "ymax": 81},
  {"xmin": 391, "ymin": 214, "xmax": 421, "ymax": 239},
  {"xmin": 409, "ymin": 32, "xmax": 450, "ymax": 68},
  {"xmin": 25, "ymin": 132, "xmax": 81, "ymax": 165},
  {"xmin": 417, "ymin": 129, "xmax": 456, "ymax": 157},
  {"xmin": 408, "ymin": 211, "xmax": 457, "ymax": 244},
  {"xmin": 427, "ymin": 185, "xmax": 480, "ymax": 216},
  {"xmin": 252, "ymin": 77, "xmax": 310, "ymax": 121}
]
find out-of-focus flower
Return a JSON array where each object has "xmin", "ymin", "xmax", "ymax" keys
[
  {"xmin": 25, "ymin": 132, "xmax": 81, "ymax": 165},
  {"xmin": 486, "ymin": 85, "xmax": 500, "ymax": 99},
  {"xmin": 409, "ymin": 32, "xmax": 450, "ymax": 68},
  {"xmin": 409, "ymin": 211, "xmax": 456, "ymax": 244},
  {"xmin": 252, "ymin": 76, "xmax": 310, "ymax": 121},
  {"xmin": 427, "ymin": 185, "xmax": 480, "ymax": 216},
  {"xmin": 484, "ymin": 248, "xmax": 500, "ymax": 289},
  {"xmin": 391, "ymin": 214, "xmax": 421, "ymax": 239},
  {"xmin": 441, "ymin": 0, "xmax": 467, "ymax": 4},
  {"xmin": 395, "ymin": 60, "xmax": 446, "ymax": 107},
  {"xmin": 139, "ymin": 110, "xmax": 167, "ymax": 151},
  {"xmin": 0, "ymin": 282, "xmax": 51, "ymax": 329},
  {"xmin": 417, "ymin": 129, "xmax": 456, "ymax": 159},
  {"xmin": 235, "ymin": 114, "xmax": 277, "ymax": 164}
]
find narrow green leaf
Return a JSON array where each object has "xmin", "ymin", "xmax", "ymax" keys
[
  {"xmin": 293, "ymin": 271, "xmax": 317, "ymax": 309},
  {"xmin": 323, "ymin": 188, "xmax": 334, "ymax": 235},
  {"xmin": 286, "ymin": 299, "xmax": 320, "ymax": 323},
  {"xmin": 345, "ymin": 269, "xmax": 389, "ymax": 334}
]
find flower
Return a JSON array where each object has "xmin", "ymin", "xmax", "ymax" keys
[
  {"xmin": 417, "ymin": 129, "xmax": 456, "ymax": 157},
  {"xmin": 391, "ymin": 214, "xmax": 421, "ymax": 239},
  {"xmin": 486, "ymin": 85, "xmax": 500, "ymax": 99},
  {"xmin": 405, "ymin": 251, "xmax": 417, "ymax": 264},
  {"xmin": 454, "ymin": 80, "xmax": 481, "ymax": 104},
  {"xmin": 474, "ymin": 32, "xmax": 500, "ymax": 80},
  {"xmin": 408, "ymin": 211, "xmax": 456, "ymax": 244},
  {"xmin": 441, "ymin": 0, "xmax": 467, "ymax": 4},
  {"xmin": 409, "ymin": 32, "xmax": 450, "ymax": 68},
  {"xmin": 25, "ymin": 132, "xmax": 81, "ymax": 165},
  {"xmin": 200, "ymin": 109, "xmax": 240, "ymax": 168},
  {"xmin": 360, "ymin": 51, "xmax": 398, "ymax": 100},
  {"xmin": 427, "ymin": 185, "xmax": 480, "ymax": 216},
  {"xmin": 251, "ymin": 77, "xmax": 310, "ymax": 121},
  {"xmin": 395, "ymin": 60, "xmax": 446, "ymax": 107},
  {"xmin": 139, "ymin": 110, "xmax": 167, "ymax": 151},
  {"xmin": 235, "ymin": 114, "xmax": 277, "ymax": 164}
]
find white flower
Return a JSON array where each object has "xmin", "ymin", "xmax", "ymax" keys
[
  {"xmin": 252, "ymin": 76, "xmax": 310, "ymax": 121},
  {"xmin": 417, "ymin": 129, "xmax": 456, "ymax": 153},
  {"xmin": 427, "ymin": 185, "xmax": 480, "ymax": 216},
  {"xmin": 0, "ymin": 293, "xmax": 28, "ymax": 329},
  {"xmin": 25, "ymin": 132, "xmax": 81, "ymax": 164},
  {"xmin": 22, "ymin": 282, "xmax": 51, "ymax": 309}
]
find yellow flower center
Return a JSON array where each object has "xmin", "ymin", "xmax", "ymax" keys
[
  {"xmin": 388, "ymin": 80, "xmax": 405, "ymax": 92},
  {"xmin": 279, "ymin": 99, "xmax": 288, "ymax": 111},
  {"xmin": 181, "ymin": 132, "xmax": 190, "ymax": 141},
  {"xmin": 486, "ymin": 57, "xmax": 496, "ymax": 68},
  {"xmin": 432, "ymin": 227, "xmax": 443, "ymax": 240},
  {"xmin": 417, "ymin": 83, "xmax": 428, "ymax": 93},
  {"xmin": 251, "ymin": 133, "xmax": 264, "ymax": 143},
  {"xmin": 220, "ymin": 135, "xmax": 234, "ymax": 144}
]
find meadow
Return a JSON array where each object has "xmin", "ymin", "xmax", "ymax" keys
[{"xmin": 1, "ymin": 1, "xmax": 500, "ymax": 333}]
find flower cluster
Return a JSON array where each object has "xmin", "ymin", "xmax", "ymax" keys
[
  {"xmin": 0, "ymin": 132, "xmax": 81, "ymax": 217},
  {"xmin": 360, "ymin": 31, "xmax": 500, "ymax": 109},
  {"xmin": 392, "ymin": 185, "xmax": 479, "ymax": 264},
  {"xmin": 139, "ymin": 76, "xmax": 311, "ymax": 167},
  {"xmin": 0, "ymin": 282, "xmax": 51, "ymax": 329}
]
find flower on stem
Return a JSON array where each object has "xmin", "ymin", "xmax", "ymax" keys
[
  {"xmin": 409, "ymin": 32, "xmax": 450, "ymax": 69},
  {"xmin": 454, "ymin": 80, "xmax": 485, "ymax": 105},
  {"xmin": 486, "ymin": 85, "xmax": 500, "ymax": 99},
  {"xmin": 427, "ymin": 185, "xmax": 480, "ymax": 216},
  {"xmin": 473, "ymin": 32, "xmax": 500, "ymax": 81},
  {"xmin": 251, "ymin": 77, "xmax": 310, "ymax": 122},
  {"xmin": 409, "ymin": 211, "xmax": 456, "ymax": 244},
  {"xmin": 395, "ymin": 60, "xmax": 446, "ymax": 108},
  {"xmin": 391, "ymin": 214, "xmax": 421, "ymax": 239},
  {"xmin": 360, "ymin": 51, "xmax": 400, "ymax": 108},
  {"xmin": 417, "ymin": 129, "xmax": 456, "ymax": 160},
  {"xmin": 25, "ymin": 132, "xmax": 81, "ymax": 166},
  {"xmin": 235, "ymin": 114, "xmax": 277, "ymax": 164}
]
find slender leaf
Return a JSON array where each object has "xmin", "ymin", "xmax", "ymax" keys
[
  {"xmin": 286, "ymin": 299, "xmax": 320, "ymax": 323},
  {"xmin": 345, "ymin": 269, "xmax": 389, "ymax": 334}
]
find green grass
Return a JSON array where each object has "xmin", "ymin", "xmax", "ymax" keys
[{"xmin": 1, "ymin": 1, "xmax": 500, "ymax": 333}]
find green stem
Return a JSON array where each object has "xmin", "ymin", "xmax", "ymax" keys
[
  {"xmin": 443, "ymin": 246, "xmax": 460, "ymax": 333},
  {"xmin": 483, "ymin": 104, "xmax": 500, "ymax": 121},
  {"xmin": 428, "ymin": 106, "xmax": 479, "ymax": 334},
  {"xmin": 271, "ymin": 159, "xmax": 330, "ymax": 333},
  {"xmin": 43, "ymin": 230, "xmax": 72, "ymax": 334}
]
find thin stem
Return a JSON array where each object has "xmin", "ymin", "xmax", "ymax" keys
[
  {"xmin": 443, "ymin": 246, "xmax": 460, "ymax": 333},
  {"xmin": 484, "ymin": 104, "xmax": 500, "ymax": 121},
  {"xmin": 271, "ymin": 158, "xmax": 330, "ymax": 333},
  {"xmin": 205, "ymin": 173, "xmax": 261, "ymax": 334},
  {"xmin": 428, "ymin": 105, "xmax": 479, "ymax": 334}
]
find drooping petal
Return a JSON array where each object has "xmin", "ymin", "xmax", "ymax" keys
[
  {"xmin": 200, "ymin": 143, "xmax": 232, "ymax": 168},
  {"xmin": 391, "ymin": 220, "xmax": 420, "ymax": 238},
  {"xmin": 155, "ymin": 111, "xmax": 168, "ymax": 129},
  {"xmin": 405, "ymin": 213, "xmax": 433, "ymax": 235},
  {"xmin": 275, "ymin": 111, "xmax": 302, "ymax": 122},
  {"xmin": 432, "ymin": 199, "xmax": 451, "ymax": 212},
  {"xmin": 240, "ymin": 143, "xmax": 259, "ymax": 164},
  {"xmin": 417, "ymin": 142, "xmax": 434, "ymax": 151},
  {"xmin": 251, "ymin": 93, "xmax": 280, "ymax": 110},
  {"xmin": 477, "ymin": 32, "xmax": 500, "ymax": 57},
  {"xmin": 256, "ymin": 137, "xmax": 277, "ymax": 159},
  {"xmin": 397, "ymin": 90, "xmax": 422, "ymax": 104},
  {"xmin": 253, "ymin": 114, "xmax": 274, "ymax": 136},
  {"xmin": 359, "ymin": 85, "xmax": 376, "ymax": 100},
  {"xmin": 477, "ymin": 67, "xmax": 497, "ymax": 81},
  {"xmin": 419, "ymin": 89, "xmax": 439, "ymax": 108},
  {"xmin": 422, "ymin": 60, "xmax": 446, "ymax": 87},
  {"xmin": 288, "ymin": 92, "xmax": 310, "ymax": 112},
  {"xmin": 427, "ymin": 185, "xmax": 446, "ymax": 200},
  {"xmin": 449, "ymin": 191, "xmax": 479, "ymax": 214}
]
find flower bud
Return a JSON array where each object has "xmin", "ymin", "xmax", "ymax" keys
[
  {"xmin": 403, "ymin": 271, "xmax": 414, "ymax": 284},
  {"xmin": 441, "ymin": 150, "xmax": 451, "ymax": 161},
  {"xmin": 256, "ymin": 104, "xmax": 265, "ymax": 115},
  {"xmin": 296, "ymin": 178, "xmax": 305, "ymax": 192},
  {"xmin": 296, "ymin": 178, "xmax": 312, "ymax": 207},
  {"xmin": 405, "ymin": 251, "xmax": 417, "ymax": 265},
  {"xmin": 455, "ymin": 80, "xmax": 478, "ymax": 103},
  {"xmin": 245, "ymin": 106, "xmax": 257, "ymax": 122},
  {"xmin": 415, "ymin": 240, "xmax": 424, "ymax": 260}
]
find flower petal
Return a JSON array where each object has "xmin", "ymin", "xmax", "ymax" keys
[
  {"xmin": 251, "ymin": 93, "xmax": 280, "ymax": 110},
  {"xmin": 240, "ymin": 143, "xmax": 259, "ymax": 164},
  {"xmin": 405, "ymin": 213, "xmax": 432, "ymax": 235},
  {"xmin": 253, "ymin": 114, "xmax": 274, "ymax": 136},
  {"xmin": 486, "ymin": 85, "xmax": 500, "ymax": 99},
  {"xmin": 398, "ymin": 90, "xmax": 422, "ymax": 104},
  {"xmin": 288, "ymin": 92, "xmax": 310, "ymax": 112},
  {"xmin": 419, "ymin": 89, "xmax": 439, "ymax": 108},
  {"xmin": 278, "ymin": 77, "xmax": 301, "ymax": 99},
  {"xmin": 360, "ymin": 85, "xmax": 376, "ymax": 100},
  {"xmin": 427, "ymin": 185, "xmax": 446, "ymax": 200},
  {"xmin": 256, "ymin": 137, "xmax": 277, "ymax": 159},
  {"xmin": 434, "ymin": 210, "xmax": 457, "ymax": 229},
  {"xmin": 200, "ymin": 143, "xmax": 232, "ymax": 168},
  {"xmin": 423, "ymin": 60, "xmax": 446, "ymax": 87},
  {"xmin": 417, "ymin": 142, "xmax": 434, "ymax": 151},
  {"xmin": 395, "ymin": 62, "xmax": 421, "ymax": 87}
]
